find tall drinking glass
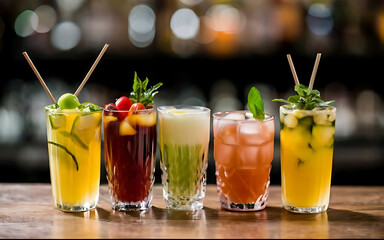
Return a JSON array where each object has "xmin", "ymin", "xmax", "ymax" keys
[
  {"xmin": 158, "ymin": 106, "xmax": 210, "ymax": 211},
  {"xmin": 213, "ymin": 111, "xmax": 275, "ymax": 211},
  {"xmin": 46, "ymin": 107, "xmax": 102, "ymax": 212},
  {"xmin": 103, "ymin": 108, "xmax": 157, "ymax": 211},
  {"xmin": 280, "ymin": 105, "xmax": 336, "ymax": 213}
]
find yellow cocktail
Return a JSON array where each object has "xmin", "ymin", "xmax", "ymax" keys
[
  {"xmin": 46, "ymin": 106, "xmax": 102, "ymax": 212},
  {"xmin": 280, "ymin": 105, "xmax": 336, "ymax": 213}
]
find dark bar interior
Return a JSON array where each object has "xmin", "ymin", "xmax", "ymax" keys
[{"xmin": 0, "ymin": 0, "xmax": 383, "ymax": 186}]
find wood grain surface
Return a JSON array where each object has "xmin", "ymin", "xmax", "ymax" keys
[{"xmin": 0, "ymin": 184, "xmax": 383, "ymax": 239}]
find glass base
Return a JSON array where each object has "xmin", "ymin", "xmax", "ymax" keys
[
  {"xmin": 283, "ymin": 204, "xmax": 328, "ymax": 214},
  {"xmin": 56, "ymin": 203, "xmax": 96, "ymax": 212},
  {"xmin": 165, "ymin": 199, "xmax": 204, "ymax": 211},
  {"xmin": 163, "ymin": 189, "xmax": 205, "ymax": 211},
  {"xmin": 112, "ymin": 199, "xmax": 152, "ymax": 211},
  {"xmin": 219, "ymin": 194, "xmax": 268, "ymax": 212}
]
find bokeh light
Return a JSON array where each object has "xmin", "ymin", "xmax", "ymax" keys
[
  {"xmin": 34, "ymin": 5, "xmax": 57, "ymax": 33},
  {"xmin": 128, "ymin": 4, "xmax": 156, "ymax": 48},
  {"xmin": 14, "ymin": 10, "xmax": 38, "ymax": 37},
  {"xmin": 206, "ymin": 4, "xmax": 245, "ymax": 33},
  {"xmin": 51, "ymin": 21, "xmax": 81, "ymax": 50},
  {"xmin": 307, "ymin": 3, "xmax": 334, "ymax": 36},
  {"xmin": 170, "ymin": 8, "xmax": 200, "ymax": 40}
]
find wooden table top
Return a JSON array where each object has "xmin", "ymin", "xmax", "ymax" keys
[{"xmin": 0, "ymin": 184, "xmax": 383, "ymax": 239}]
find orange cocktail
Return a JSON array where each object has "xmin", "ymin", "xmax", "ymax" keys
[{"xmin": 213, "ymin": 111, "xmax": 275, "ymax": 211}]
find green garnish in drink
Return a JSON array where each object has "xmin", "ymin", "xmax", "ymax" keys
[
  {"xmin": 272, "ymin": 84, "xmax": 335, "ymax": 110},
  {"xmin": 129, "ymin": 71, "xmax": 163, "ymax": 108},
  {"xmin": 248, "ymin": 87, "xmax": 265, "ymax": 120}
]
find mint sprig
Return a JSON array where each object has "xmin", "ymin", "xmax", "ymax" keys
[
  {"xmin": 272, "ymin": 84, "xmax": 335, "ymax": 110},
  {"xmin": 248, "ymin": 87, "xmax": 265, "ymax": 120},
  {"xmin": 129, "ymin": 72, "xmax": 163, "ymax": 108}
]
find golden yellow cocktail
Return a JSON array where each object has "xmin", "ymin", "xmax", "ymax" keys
[
  {"xmin": 46, "ymin": 106, "xmax": 102, "ymax": 212},
  {"xmin": 280, "ymin": 105, "xmax": 336, "ymax": 213}
]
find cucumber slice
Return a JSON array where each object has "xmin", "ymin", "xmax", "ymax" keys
[
  {"xmin": 49, "ymin": 114, "xmax": 66, "ymax": 129},
  {"xmin": 48, "ymin": 141, "xmax": 79, "ymax": 171}
]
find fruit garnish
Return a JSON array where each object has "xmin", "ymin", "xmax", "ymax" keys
[
  {"xmin": 48, "ymin": 114, "xmax": 66, "ymax": 129},
  {"xmin": 104, "ymin": 103, "xmax": 117, "ymax": 111},
  {"xmin": 58, "ymin": 93, "xmax": 80, "ymax": 109},
  {"xmin": 103, "ymin": 115, "xmax": 118, "ymax": 126},
  {"xmin": 248, "ymin": 87, "xmax": 265, "ymax": 120},
  {"xmin": 129, "ymin": 103, "xmax": 146, "ymax": 113},
  {"xmin": 169, "ymin": 109, "xmax": 187, "ymax": 113},
  {"xmin": 272, "ymin": 84, "xmax": 335, "ymax": 110},
  {"xmin": 116, "ymin": 96, "xmax": 133, "ymax": 110},
  {"xmin": 128, "ymin": 111, "xmax": 156, "ymax": 127},
  {"xmin": 48, "ymin": 141, "xmax": 79, "ymax": 171},
  {"xmin": 119, "ymin": 118, "xmax": 137, "ymax": 136},
  {"xmin": 129, "ymin": 71, "xmax": 162, "ymax": 108},
  {"xmin": 70, "ymin": 113, "xmax": 102, "ymax": 148}
]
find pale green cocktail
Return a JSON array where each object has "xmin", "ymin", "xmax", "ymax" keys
[{"xmin": 158, "ymin": 106, "xmax": 210, "ymax": 211}]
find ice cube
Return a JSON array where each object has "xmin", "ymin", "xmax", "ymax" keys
[
  {"xmin": 215, "ymin": 120, "xmax": 238, "ymax": 145},
  {"xmin": 239, "ymin": 121, "xmax": 268, "ymax": 145},
  {"xmin": 214, "ymin": 141, "xmax": 237, "ymax": 166},
  {"xmin": 224, "ymin": 112, "xmax": 245, "ymax": 120},
  {"xmin": 327, "ymin": 112, "xmax": 336, "ymax": 122},
  {"xmin": 314, "ymin": 112, "xmax": 331, "ymax": 126},
  {"xmin": 239, "ymin": 145, "xmax": 259, "ymax": 167},
  {"xmin": 245, "ymin": 112, "xmax": 254, "ymax": 120},
  {"xmin": 284, "ymin": 114, "xmax": 298, "ymax": 128}
]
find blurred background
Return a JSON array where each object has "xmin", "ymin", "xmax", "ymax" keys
[{"xmin": 0, "ymin": 0, "xmax": 383, "ymax": 186}]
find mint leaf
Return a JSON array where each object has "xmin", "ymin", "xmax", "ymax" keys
[
  {"xmin": 272, "ymin": 84, "xmax": 335, "ymax": 110},
  {"xmin": 129, "ymin": 72, "xmax": 163, "ymax": 108},
  {"xmin": 248, "ymin": 87, "xmax": 265, "ymax": 120}
]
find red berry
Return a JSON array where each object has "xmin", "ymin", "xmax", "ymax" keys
[
  {"xmin": 129, "ymin": 103, "xmax": 146, "ymax": 114},
  {"xmin": 115, "ymin": 96, "xmax": 132, "ymax": 110},
  {"xmin": 104, "ymin": 103, "xmax": 117, "ymax": 111}
]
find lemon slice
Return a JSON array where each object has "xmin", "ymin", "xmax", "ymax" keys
[{"xmin": 169, "ymin": 110, "xmax": 187, "ymax": 113}]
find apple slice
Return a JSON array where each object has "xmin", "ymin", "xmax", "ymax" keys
[
  {"xmin": 119, "ymin": 117, "xmax": 137, "ymax": 136},
  {"xmin": 128, "ymin": 111, "xmax": 156, "ymax": 127}
]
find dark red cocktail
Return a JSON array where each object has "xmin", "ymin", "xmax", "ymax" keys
[{"xmin": 103, "ymin": 108, "xmax": 156, "ymax": 211}]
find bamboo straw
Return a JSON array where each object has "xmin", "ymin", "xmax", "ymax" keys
[
  {"xmin": 22, "ymin": 52, "xmax": 57, "ymax": 104},
  {"xmin": 287, "ymin": 54, "xmax": 300, "ymax": 85},
  {"xmin": 74, "ymin": 43, "xmax": 109, "ymax": 96},
  {"xmin": 309, "ymin": 53, "xmax": 321, "ymax": 90}
]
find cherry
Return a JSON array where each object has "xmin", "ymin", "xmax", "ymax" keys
[
  {"xmin": 104, "ymin": 103, "xmax": 118, "ymax": 117},
  {"xmin": 104, "ymin": 103, "xmax": 117, "ymax": 111},
  {"xmin": 115, "ymin": 96, "xmax": 132, "ymax": 110},
  {"xmin": 115, "ymin": 96, "xmax": 133, "ymax": 119},
  {"xmin": 129, "ymin": 103, "xmax": 146, "ymax": 114}
]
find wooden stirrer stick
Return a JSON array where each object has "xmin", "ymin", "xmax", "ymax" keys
[
  {"xmin": 309, "ymin": 53, "xmax": 321, "ymax": 90},
  {"xmin": 287, "ymin": 54, "xmax": 300, "ymax": 85},
  {"xmin": 22, "ymin": 52, "xmax": 57, "ymax": 104},
  {"xmin": 74, "ymin": 43, "xmax": 109, "ymax": 96}
]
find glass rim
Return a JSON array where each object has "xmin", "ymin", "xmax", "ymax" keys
[
  {"xmin": 103, "ymin": 107, "xmax": 156, "ymax": 113},
  {"xmin": 45, "ymin": 106, "xmax": 103, "ymax": 114},
  {"xmin": 157, "ymin": 105, "xmax": 211, "ymax": 114},
  {"xmin": 280, "ymin": 104, "xmax": 336, "ymax": 113},
  {"xmin": 212, "ymin": 110, "xmax": 274, "ymax": 122}
]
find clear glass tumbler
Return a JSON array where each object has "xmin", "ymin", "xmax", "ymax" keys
[
  {"xmin": 280, "ymin": 105, "xmax": 336, "ymax": 213},
  {"xmin": 46, "ymin": 107, "xmax": 102, "ymax": 212},
  {"xmin": 158, "ymin": 106, "xmax": 210, "ymax": 211},
  {"xmin": 213, "ymin": 111, "xmax": 275, "ymax": 211},
  {"xmin": 103, "ymin": 108, "xmax": 157, "ymax": 211}
]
